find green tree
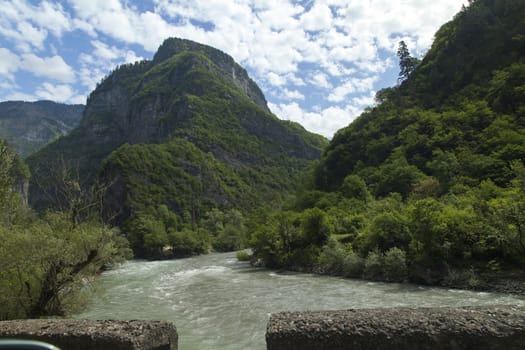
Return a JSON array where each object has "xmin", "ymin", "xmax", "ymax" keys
[
  {"xmin": 300, "ymin": 208, "xmax": 331, "ymax": 247},
  {"xmin": 126, "ymin": 212, "xmax": 168, "ymax": 257},
  {"xmin": 397, "ymin": 41, "xmax": 420, "ymax": 82},
  {"xmin": 340, "ymin": 174, "xmax": 371, "ymax": 202},
  {"xmin": 383, "ymin": 247, "xmax": 408, "ymax": 282},
  {"xmin": 360, "ymin": 211, "xmax": 411, "ymax": 254}
]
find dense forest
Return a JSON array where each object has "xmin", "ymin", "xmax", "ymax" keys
[{"xmin": 248, "ymin": 0, "xmax": 525, "ymax": 288}]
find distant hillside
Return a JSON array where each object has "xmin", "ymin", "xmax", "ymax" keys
[
  {"xmin": 27, "ymin": 37, "xmax": 327, "ymax": 258},
  {"xmin": 0, "ymin": 101, "xmax": 84, "ymax": 158}
]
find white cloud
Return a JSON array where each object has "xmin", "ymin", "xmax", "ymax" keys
[
  {"xmin": 16, "ymin": 22, "xmax": 48, "ymax": 50},
  {"xmin": 267, "ymin": 72, "xmax": 287, "ymax": 87},
  {"xmin": 35, "ymin": 82, "xmax": 84, "ymax": 103},
  {"xmin": 30, "ymin": 1, "xmax": 72, "ymax": 38},
  {"xmin": 68, "ymin": 0, "xmax": 177, "ymax": 52},
  {"xmin": 4, "ymin": 91, "xmax": 37, "ymax": 102},
  {"xmin": 0, "ymin": 1, "xmax": 72, "ymax": 51},
  {"xmin": 310, "ymin": 72, "xmax": 332, "ymax": 89},
  {"xmin": 269, "ymin": 101, "xmax": 362, "ymax": 138},
  {"xmin": 327, "ymin": 76, "xmax": 377, "ymax": 103},
  {"xmin": 0, "ymin": 48, "xmax": 19, "ymax": 78},
  {"xmin": 91, "ymin": 40, "xmax": 121, "ymax": 61},
  {"xmin": 20, "ymin": 54, "xmax": 75, "ymax": 83},
  {"xmin": 300, "ymin": 3, "xmax": 333, "ymax": 32},
  {"xmin": 282, "ymin": 88, "xmax": 305, "ymax": 101},
  {"xmin": 0, "ymin": 21, "xmax": 48, "ymax": 52}
]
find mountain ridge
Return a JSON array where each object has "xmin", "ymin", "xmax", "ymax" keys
[{"xmin": 0, "ymin": 100, "xmax": 84, "ymax": 158}]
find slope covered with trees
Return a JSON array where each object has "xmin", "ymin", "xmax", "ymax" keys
[
  {"xmin": 27, "ymin": 38, "xmax": 326, "ymax": 259},
  {"xmin": 249, "ymin": 0, "xmax": 525, "ymax": 289}
]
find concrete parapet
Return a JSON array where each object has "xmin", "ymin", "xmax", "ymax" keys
[
  {"xmin": 0, "ymin": 319, "xmax": 177, "ymax": 350},
  {"xmin": 266, "ymin": 305, "xmax": 525, "ymax": 350}
]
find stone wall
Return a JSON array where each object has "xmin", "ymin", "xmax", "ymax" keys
[
  {"xmin": 266, "ymin": 305, "xmax": 525, "ymax": 350},
  {"xmin": 0, "ymin": 319, "xmax": 177, "ymax": 350}
]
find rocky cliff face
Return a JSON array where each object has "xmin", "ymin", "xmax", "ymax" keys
[{"xmin": 0, "ymin": 101, "xmax": 84, "ymax": 157}]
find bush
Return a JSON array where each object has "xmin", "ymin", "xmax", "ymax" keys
[
  {"xmin": 342, "ymin": 252, "xmax": 365, "ymax": 278},
  {"xmin": 363, "ymin": 250, "xmax": 383, "ymax": 280},
  {"xmin": 383, "ymin": 247, "xmax": 408, "ymax": 282},
  {"xmin": 317, "ymin": 238, "xmax": 346, "ymax": 274},
  {"xmin": 168, "ymin": 228, "xmax": 208, "ymax": 257},
  {"xmin": 236, "ymin": 250, "xmax": 252, "ymax": 261},
  {"xmin": 442, "ymin": 267, "xmax": 481, "ymax": 289},
  {"xmin": 317, "ymin": 238, "xmax": 365, "ymax": 278},
  {"xmin": 212, "ymin": 224, "xmax": 241, "ymax": 252}
]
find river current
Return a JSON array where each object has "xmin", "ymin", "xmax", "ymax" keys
[{"xmin": 74, "ymin": 252, "xmax": 525, "ymax": 349}]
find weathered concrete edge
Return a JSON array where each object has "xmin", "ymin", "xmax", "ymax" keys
[
  {"xmin": 0, "ymin": 319, "xmax": 178, "ymax": 350},
  {"xmin": 266, "ymin": 305, "xmax": 525, "ymax": 350}
]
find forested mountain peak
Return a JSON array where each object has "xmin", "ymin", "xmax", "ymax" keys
[
  {"xmin": 27, "ymin": 37, "xmax": 326, "ymax": 258},
  {"xmin": 152, "ymin": 38, "xmax": 268, "ymax": 111}
]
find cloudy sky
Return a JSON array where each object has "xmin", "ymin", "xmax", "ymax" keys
[{"xmin": 0, "ymin": 0, "xmax": 467, "ymax": 138}]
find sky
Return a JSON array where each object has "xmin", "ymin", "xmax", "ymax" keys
[{"xmin": 0, "ymin": 0, "xmax": 468, "ymax": 138}]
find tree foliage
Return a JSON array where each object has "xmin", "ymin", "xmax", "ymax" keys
[
  {"xmin": 397, "ymin": 41, "xmax": 420, "ymax": 82},
  {"xmin": 0, "ymin": 142, "xmax": 131, "ymax": 320}
]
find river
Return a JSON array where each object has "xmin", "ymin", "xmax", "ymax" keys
[{"xmin": 74, "ymin": 252, "xmax": 525, "ymax": 350}]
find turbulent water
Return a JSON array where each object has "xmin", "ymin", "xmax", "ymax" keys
[{"xmin": 74, "ymin": 252, "xmax": 525, "ymax": 350}]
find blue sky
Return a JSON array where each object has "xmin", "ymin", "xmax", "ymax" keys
[{"xmin": 0, "ymin": 0, "xmax": 467, "ymax": 138}]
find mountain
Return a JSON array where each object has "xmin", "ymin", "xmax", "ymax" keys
[
  {"xmin": 315, "ymin": 0, "xmax": 525, "ymax": 195},
  {"xmin": 0, "ymin": 100, "xmax": 84, "ymax": 158},
  {"xmin": 27, "ymin": 38, "xmax": 326, "ymax": 257},
  {"xmin": 249, "ymin": 0, "xmax": 525, "ymax": 285}
]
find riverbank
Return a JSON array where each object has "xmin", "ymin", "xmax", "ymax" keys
[
  {"xmin": 437, "ymin": 271, "xmax": 525, "ymax": 296},
  {"xmin": 249, "ymin": 257, "xmax": 525, "ymax": 297}
]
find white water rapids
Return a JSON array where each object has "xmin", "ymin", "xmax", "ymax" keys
[{"xmin": 74, "ymin": 252, "xmax": 525, "ymax": 349}]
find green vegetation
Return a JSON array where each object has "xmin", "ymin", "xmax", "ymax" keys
[
  {"xmin": 0, "ymin": 141, "xmax": 131, "ymax": 320},
  {"xmin": 248, "ymin": 0, "xmax": 525, "ymax": 288}
]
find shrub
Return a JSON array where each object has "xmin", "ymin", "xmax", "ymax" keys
[
  {"xmin": 383, "ymin": 247, "xmax": 408, "ymax": 282},
  {"xmin": 212, "ymin": 224, "xmax": 241, "ymax": 252},
  {"xmin": 236, "ymin": 250, "xmax": 252, "ymax": 261},
  {"xmin": 168, "ymin": 228, "xmax": 208, "ymax": 257},
  {"xmin": 443, "ymin": 267, "xmax": 481, "ymax": 289},
  {"xmin": 342, "ymin": 252, "xmax": 365, "ymax": 278},
  {"xmin": 363, "ymin": 250, "xmax": 383, "ymax": 280},
  {"xmin": 317, "ymin": 238, "xmax": 346, "ymax": 274}
]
